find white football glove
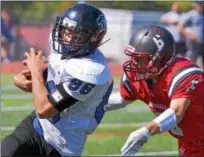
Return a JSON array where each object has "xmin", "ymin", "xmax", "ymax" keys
[{"xmin": 121, "ymin": 127, "xmax": 151, "ymax": 156}]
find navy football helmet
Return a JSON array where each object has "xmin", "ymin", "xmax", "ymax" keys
[
  {"xmin": 52, "ymin": 3, "xmax": 107, "ymax": 58},
  {"xmin": 123, "ymin": 26, "xmax": 176, "ymax": 81}
]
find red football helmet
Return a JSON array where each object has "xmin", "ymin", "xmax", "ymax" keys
[{"xmin": 123, "ymin": 26, "xmax": 176, "ymax": 81}]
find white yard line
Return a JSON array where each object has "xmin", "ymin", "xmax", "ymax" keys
[
  {"xmin": 99, "ymin": 122, "xmax": 148, "ymax": 128},
  {"xmin": 2, "ymin": 94, "xmax": 32, "ymax": 99},
  {"xmin": 2, "ymin": 105, "xmax": 34, "ymax": 111},
  {"xmin": 1, "ymin": 105, "xmax": 149, "ymax": 112},
  {"xmin": 101, "ymin": 151, "xmax": 178, "ymax": 156},
  {"xmin": 135, "ymin": 151, "xmax": 178, "ymax": 156},
  {"xmin": 2, "ymin": 86, "xmax": 19, "ymax": 90},
  {"xmin": 1, "ymin": 122, "xmax": 148, "ymax": 131},
  {"xmin": 1, "ymin": 126, "xmax": 15, "ymax": 131},
  {"xmin": 125, "ymin": 105, "xmax": 150, "ymax": 112}
]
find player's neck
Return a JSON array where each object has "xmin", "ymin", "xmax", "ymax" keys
[{"xmin": 146, "ymin": 76, "xmax": 159, "ymax": 90}]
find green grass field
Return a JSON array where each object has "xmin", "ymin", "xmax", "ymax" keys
[{"xmin": 1, "ymin": 74, "xmax": 178, "ymax": 156}]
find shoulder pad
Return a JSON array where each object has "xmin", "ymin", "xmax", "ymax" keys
[{"xmin": 63, "ymin": 58, "xmax": 111, "ymax": 85}]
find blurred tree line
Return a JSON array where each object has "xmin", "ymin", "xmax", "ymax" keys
[
  {"xmin": 1, "ymin": 1, "xmax": 192, "ymax": 23},
  {"xmin": 90, "ymin": 1, "xmax": 192, "ymax": 12}
]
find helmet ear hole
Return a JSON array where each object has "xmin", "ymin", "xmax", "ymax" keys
[{"xmin": 144, "ymin": 31, "xmax": 149, "ymax": 36}]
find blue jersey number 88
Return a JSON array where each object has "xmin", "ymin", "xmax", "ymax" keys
[{"xmin": 68, "ymin": 78, "xmax": 95, "ymax": 95}]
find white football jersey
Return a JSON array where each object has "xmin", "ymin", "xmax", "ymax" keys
[{"xmin": 37, "ymin": 47, "xmax": 113, "ymax": 156}]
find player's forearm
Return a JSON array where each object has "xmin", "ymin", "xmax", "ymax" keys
[
  {"xmin": 145, "ymin": 79, "xmax": 200, "ymax": 137},
  {"xmin": 145, "ymin": 108, "xmax": 178, "ymax": 136},
  {"xmin": 146, "ymin": 98, "xmax": 191, "ymax": 136},
  {"xmin": 145, "ymin": 121, "xmax": 161, "ymax": 135},
  {"xmin": 104, "ymin": 92, "xmax": 132, "ymax": 111},
  {"xmin": 31, "ymin": 71, "xmax": 56, "ymax": 118}
]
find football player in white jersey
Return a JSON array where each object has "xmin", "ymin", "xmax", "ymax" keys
[{"xmin": 1, "ymin": 3, "xmax": 113, "ymax": 156}]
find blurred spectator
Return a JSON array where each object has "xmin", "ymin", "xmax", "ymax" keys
[
  {"xmin": 1, "ymin": 8, "xmax": 17, "ymax": 62},
  {"xmin": 160, "ymin": 2, "xmax": 186, "ymax": 57},
  {"xmin": 177, "ymin": 1, "xmax": 203, "ymax": 67}
]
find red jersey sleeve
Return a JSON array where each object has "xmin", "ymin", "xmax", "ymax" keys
[
  {"xmin": 171, "ymin": 74, "xmax": 203, "ymax": 101},
  {"xmin": 166, "ymin": 59, "xmax": 203, "ymax": 100}
]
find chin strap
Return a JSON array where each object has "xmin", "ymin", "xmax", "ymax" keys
[{"xmin": 158, "ymin": 56, "xmax": 176, "ymax": 75}]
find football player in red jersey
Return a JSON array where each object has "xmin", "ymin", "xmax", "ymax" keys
[{"xmin": 105, "ymin": 26, "xmax": 204, "ymax": 156}]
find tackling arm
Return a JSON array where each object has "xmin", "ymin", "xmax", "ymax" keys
[
  {"xmin": 105, "ymin": 73, "xmax": 136, "ymax": 112},
  {"xmin": 104, "ymin": 92, "xmax": 132, "ymax": 111},
  {"xmin": 145, "ymin": 98, "xmax": 191, "ymax": 135},
  {"xmin": 120, "ymin": 98, "xmax": 191, "ymax": 156}
]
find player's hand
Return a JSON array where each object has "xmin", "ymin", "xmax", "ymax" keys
[
  {"xmin": 121, "ymin": 127, "xmax": 151, "ymax": 156},
  {"xmin": 22, "ymin": 53, "xmax": 48, "ymax": 68},
  {"xmin": 14, "ymin": 69, "xmax": 32, "ymax": 92},
  {"xmin": 23, "ymin": 47, "xmax": 48, "ymax": 75}
]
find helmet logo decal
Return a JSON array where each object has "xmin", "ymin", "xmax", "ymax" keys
[
  {"xmin": 97, "ymin": 15, "xmax": 105, "ymax": 31},
  {"xmin": 62, "ymin": 17, "xmax": 77, "ymax": 30},
  {"xmin": 153, "ymin": 35, "xmax": 164, "ymax": 52}
]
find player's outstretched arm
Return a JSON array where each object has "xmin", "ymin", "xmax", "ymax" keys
[
  {"xmin": 13, "ymin": 69, "xmax": 32, "ymax": 92},
  {"xmin": 145, "ymin": 98, "xmax": 191, "ymax": 136},
  {"xmin": 121, "ymin": 98, "xmax": 191, "ymax": 156},
  {"xmin": 104, "ymin": 92, "xmax": 132, "ymax": 111}
]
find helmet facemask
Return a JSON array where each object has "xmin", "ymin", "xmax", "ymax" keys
[
  {"xmin": 123, "ymin": 45, "xmax": 175, "ymax": 82},
  {"xmin": 52, "ymin": 16, "xmax": 94, "ymax": 58}
]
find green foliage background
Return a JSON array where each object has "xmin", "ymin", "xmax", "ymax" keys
[{"xmin": 1, "ymin": 1, "xmax": 192, "ymax": 22}]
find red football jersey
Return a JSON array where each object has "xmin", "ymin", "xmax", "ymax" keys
[{"xmin": 120, "ymin": 57, "xmax": 204, "ymax": 143}]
